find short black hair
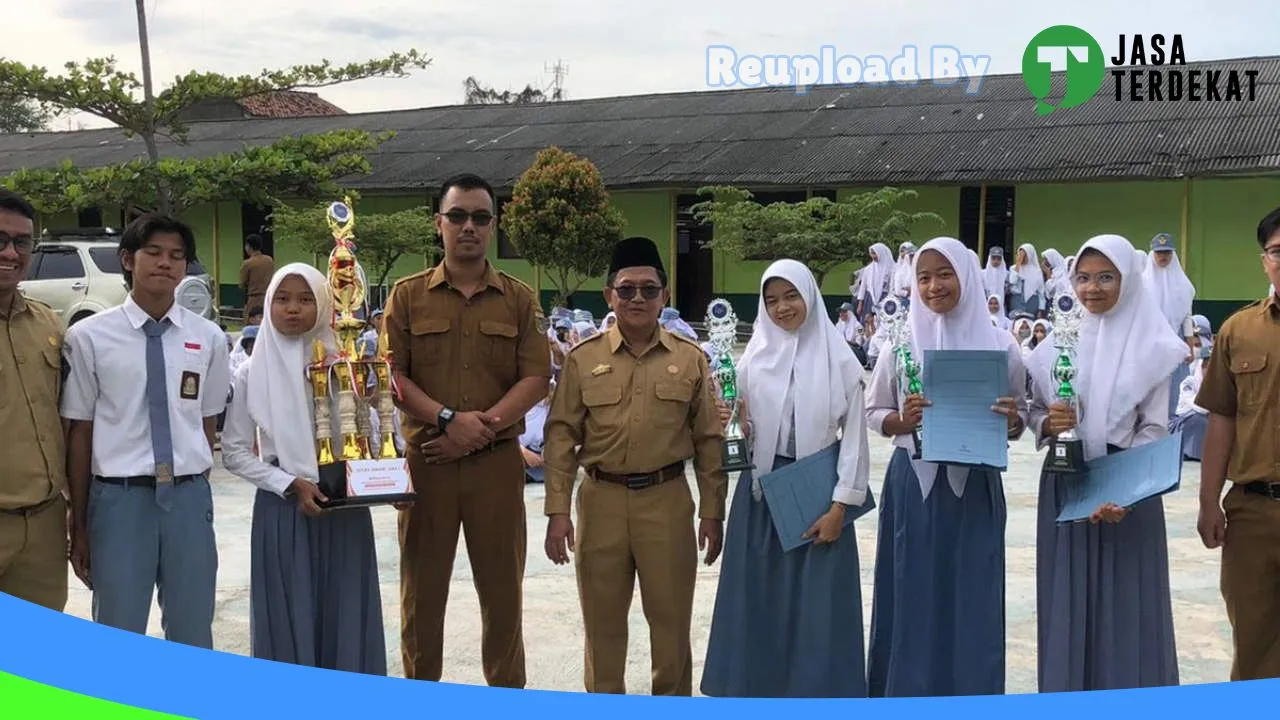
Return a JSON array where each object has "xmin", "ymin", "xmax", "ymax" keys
[
  {"xmin": 119, "ymin": 213, "xmax": 197, "ymax": 289},
  {"xmin": 0, "ymin": 189, "xmax": 35, "ymax": 221},
  {"xmin": 245, "ymin": 233, "xmax": 263, "ymax": 252},
  {"xmin": 247, "ymin": 306, "xmax": 264, "ymax": 319},
  {"xmin": 1258, "ymin": 206, "xmax": 1280, "ymax": 248},
  {"xmin": 439, "ymin": 173, "xmax": 495, "ymax": 209}
]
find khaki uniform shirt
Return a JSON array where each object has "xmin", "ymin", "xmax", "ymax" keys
[
  {"xmin": 0, "ymin": 294, "xmax": 67, "ymax": 509},
  {"xmin": 239, "ymin": 254, "xmax": 275, "ymax": 310},
  {"xmin": 1196, "ymin": 295, "xmax": 1280, "ymax": 483},
  {"xmin": 543, "ymin": 325, "xmax": 728, "ymax": 519},
  {"xmin": 384, "ymin": 261, "xmax": 551, "ymax": 448}
]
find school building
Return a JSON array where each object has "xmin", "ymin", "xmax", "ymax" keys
[{"xmin": 2, "ymin": 54, "xmax": 1278, "ymax": 327}]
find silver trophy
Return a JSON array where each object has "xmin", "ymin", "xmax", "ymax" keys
[
  {"xmin": 1045, "ymin": 294, "xmax": 1086, "ymax": 473},
  {"xmin": 878, "ymin": 298, "xmax": 922, "ymax": 459},
  {"xmin": 705, "ymin": 299, "xmax": 752, "ymax": 472}
]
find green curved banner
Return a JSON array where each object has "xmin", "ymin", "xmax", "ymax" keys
[{"xmin": 0, "ymin": 671, "xmax": 190, "ymax": 719}]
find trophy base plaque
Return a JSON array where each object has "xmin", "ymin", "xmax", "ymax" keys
[
  {"xmin": 722, "ymin": 437, "xmax": 753, "ymax": 473},
  {"xmin": 1045, "ymin": 438, "xmax": 1086, "ymax": 475},
  {"xmin": 317, "ymin": 459, "xmax": 416, "ymax": 510}
]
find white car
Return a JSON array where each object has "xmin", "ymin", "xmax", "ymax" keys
[{"xmin": 18, "ymin": 228, "xmax": 220, "ymax": 326}]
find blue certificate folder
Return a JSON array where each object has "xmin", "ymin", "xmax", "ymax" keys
[
  {"xmin": 920, "ymin": 349, "xmax": 1011, "ymax": 471},
  {"xmin": 1055, "ymin": 431, "xmax": 1184, "ymax": 523},
  {"xmin": 758, "ymin": 443, "xmax": 876, "ymax": 553}
]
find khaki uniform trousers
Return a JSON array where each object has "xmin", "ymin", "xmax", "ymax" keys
[{"xmin": 1222, "ymin": 483, "xmax": 1280, "ymax": 680}]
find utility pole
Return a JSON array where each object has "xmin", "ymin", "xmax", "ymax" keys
[
  {"xmin": 544, "ymin": 59, "xmax": 568, "ymax": 101},
  {"xmin": 134, "ymin": 0, "xmax": 170, "ymax": 213}
]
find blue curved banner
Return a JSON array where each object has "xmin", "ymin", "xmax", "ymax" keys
[{"xmin": 1, "ymin": 591, "xmax": 1276, "ymax": 717}]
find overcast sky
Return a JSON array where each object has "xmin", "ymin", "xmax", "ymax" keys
[{"xmin": 9, "ymin": 1, "xmax": 1278, "ymax": 130}]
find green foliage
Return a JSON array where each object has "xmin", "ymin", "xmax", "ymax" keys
[
  {"xmin": 690, "ymin": 186, "xmax": 944, "ymax": 285},
  {"xmin": 269, "ymin": 200, "xmax": 440, "ymax": 288},
  {"xmin": 0, "ymin": 96, "xmax": 52, "ymax": 133},
  {"xmin": 502, "ymin": 146, "xmax": 625, "ymax": 306},
  {"xmin": 0, "ymin": 130, "xmax": 393, "ymax": 216}
]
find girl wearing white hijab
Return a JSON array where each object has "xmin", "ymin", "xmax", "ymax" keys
[
  {"xmin": 221, "ymin": 263, "xmax": 386, "ymax": 675},
  {"xmin": 892, "ymin": 242, "xmax": 917, "ymax": 300},
  {"xmin": 702, "ymin": 259, "xmax": 872, "ymax": 698},
  {"xmin": 865, "ymin": 237, "xmax": 1028, "ymax": 697},
  {"xmin": 982, "ymin": 246, "xmax": 1010, "ymax": 303},
  {"xmin": 987, "ymin": 293, "xmax": 1012, "ymax": 331},
  {"xmin": 1143, "ymin": 235, "xmax": 1197, "ymax": 419},
  {"xmin": 1028, "ymin": 234, "xmax": 1183, "ymax": 692},
  {"xmin": 854, "ymin": 242, "xmax": 895, "ymax": 317},
  {"xmin": 1008, "ymin": 243, "xmax": 1046, "ymax": 317},
  {"xmin": 1041, "ymin": 249, "xmax": 1070, "ymax": 304}
]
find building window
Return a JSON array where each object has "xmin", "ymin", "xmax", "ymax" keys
[
  {"xmin": 810, "ymin": 188, "xmax": 838, "ymax": 201},
  {"xmin": 77, "ymin": 207, "xmax": 103, "ymax": 228}
]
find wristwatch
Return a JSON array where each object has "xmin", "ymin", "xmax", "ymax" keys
[{"xmin": 437, "ymin": 407, "xmax": 456, "ymax": 432}]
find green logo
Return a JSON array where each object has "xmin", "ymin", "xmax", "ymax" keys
[{"xmin": 1022, "ymin": 25, "xmax": 1106, "ymax": 115}]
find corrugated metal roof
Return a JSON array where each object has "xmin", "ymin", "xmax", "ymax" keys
[{"xmin": 2, "ymin": 55, "xmax": 1280, "ymax": 189}]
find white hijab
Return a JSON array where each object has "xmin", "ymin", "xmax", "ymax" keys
[
  {"xmin": 907, "ymin": 237, "xmax": 1011, "ymax": 498},
  {"xmin": 1029, "ymin": 235, "xmax": 1188, "ymax": 461},
  {"xmin": 987, "ymin": 293, "xmax": 1011, "ymax": 330},
  {"xmin": 245, "ymin": 263, "xmax": 337, "ymax": 481},
  {"xmin": 857, "ymin": 243, "xmax": 895, "ymax": 301},
  {"xmin": 1042, "ymin": 248, "xmax": 1068, "ymax": 286},
  {"xmin": 1013, "ymin": 243, "xmax": 1045, "ymax": 300},
  {"xmin": 738, "ymin": 259, "xmax": 859, "ymax": 490},
  {"xmin": 1143, "ymin": 249, "xmax": 1195, "ymax": 330},
  {"xmin": 983, "ymin": 248, "xmax": 1009, "ymax": 298},
  {"xmin": 893, "ymin": 242, "xmax": 917, "ymax": 295}
]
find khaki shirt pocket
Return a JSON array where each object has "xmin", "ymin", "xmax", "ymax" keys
[
  {"xmin": 652, "ymin": 380, "xmax": 694, "ymax": 428},
  {"xmin": 1229, "ymin": 353, "xmax": 1267, "ymax": 410},
  {"xmin": 410, "ymin": 317, "xmax": 451, "ymax": 367},
  {"xmin": 478, "ymin": 320, "xmax": 519, "ymax": 366},
  {"xmin": 582, "ymin": 383, "xmax": 624, "ymax": 428}
]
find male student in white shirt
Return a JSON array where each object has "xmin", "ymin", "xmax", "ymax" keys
[{"xmin": 61, "ymin": 214, "xmax": 230, "ymax": 648}]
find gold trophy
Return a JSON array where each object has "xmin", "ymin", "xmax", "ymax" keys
[{"xmin": 309, "ymin": 198, "xmax": 415, "ymax": 509}]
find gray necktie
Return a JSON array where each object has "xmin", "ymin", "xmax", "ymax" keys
[{"xmin": 143, "ymin": 318, "xmax": 175, "ymax": 510}]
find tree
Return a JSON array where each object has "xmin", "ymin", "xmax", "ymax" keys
[
  {"xmin": 0, "ymin": 96, "xmax": 53, "ymax": 133},
  {"xmin": 690, "ymin": 186, "xmax": 944, "ymax": 285},
  {"xmin": 269, "ymin": 199, "xmax": 441, "ymax": 291},
  {"xmin": 463, "ymin": 76, "xmax": 562, "ymax": 105},
  {"xmin": 502, "ymin": 147, "xmax": 625, "ymax": 306},
  {"xmin": 0, "ymin": 49, "xmax": 430, "ymax": 213}
]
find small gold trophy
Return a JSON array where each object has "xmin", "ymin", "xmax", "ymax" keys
[{"xmin": 308, "ymin": 198, "xmax": 415, "ymax": 509}]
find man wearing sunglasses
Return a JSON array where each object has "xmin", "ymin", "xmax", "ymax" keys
[
  {"xmin": 384, "ymin": 173, "xmax": 551, "ymax": 688},
  {"xmin": 0, "ymin": 189, "xmax": 69, "ymax": 614},
  {"xmin": 542, "ymin": 235, "xmax": 727, "ymax": 696}
]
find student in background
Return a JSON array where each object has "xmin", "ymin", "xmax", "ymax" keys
[
  {"xmin": 982, "ymin": 246, "xmax": 1010, "ymax": 305},
  {"xmin": 518, "ymin": 381, "xmax": 553, "ymax": 484},
  {"xmin": 854, "ymin": 243, "xmax": 895, "ymax": 318},
  {"xmin": 987, "ymin": 294, "xmax": 1012, "ymax": 331},
  {"xmin": 865, "ymin": 237, "xmax": 1027, "ymax": 697},
  {"xmin": 1170, "ymin": 334, "xmax": 1211, "ymax": 461},
  {"xmin": 1143, "ymin": 233, "xmax": 1197, "ymax": 420},
  {"xmin": 1009, "ymin": 243, "xmax": 1046, "ymax": 317},
  {"xmin": 61, "ymin": 214, "xmax": 229, "ymax": 647},
  {"xmin": 1029, "ymin": 233, "xmax": 1183, "ymax": 692},
  {"xmin": 221, "ymin": 263, "xmax": 386, "ymax": 674}
]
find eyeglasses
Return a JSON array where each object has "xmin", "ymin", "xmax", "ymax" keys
[
  {"xmin": 0, "ymin": 234, "xmax": 35, "ymax": 254},
  {"xmin": 1263, "ymin": 247, "xmax": 1280, "ymax": 263},
  {"xmin": 440, "ymin": 210, "xmax": 494, "ymax": 227},
  {"xmin": 611, "ymin": 284, "xmax": 663, "ymax": 300},
  {"xmin": 1071, "ymin": 272, "xmax": 1120, "ymax": 289}
]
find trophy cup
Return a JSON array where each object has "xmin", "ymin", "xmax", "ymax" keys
[
  {"xmin": 1044, "ymin": 293, "xmax": 1086, "ymax": 474},
  {"xmin": 878, "ymin": 298, "xmax": 923, "ymax": 459},
  {"xmin": 705, "ymin": 298, "xmax": 752, "ymax": 472},
  {"xmin": 307, "ymin": 198, "xmax": 416, "ymax": 509}
]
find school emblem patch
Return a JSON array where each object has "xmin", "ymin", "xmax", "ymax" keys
[{"xmin": 180, "ymin": 371, "xmax": 201, "ymax": 400}]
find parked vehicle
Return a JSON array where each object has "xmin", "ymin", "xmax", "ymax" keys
[{"xmin": 18, "ymin": 228, "xmax": 220, "ymax": 326}]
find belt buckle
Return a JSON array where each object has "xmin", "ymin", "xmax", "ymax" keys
[
  {"xmin": 1268, "ymin": 483, "xmax": 1280, "ymax": 500},
  {"xmin": 625, "ymin": 474, "xmax": 655, "ymax": 490},
  {"xmin": 155, "ymin": 463, "xmax": 174, "ymax": 485}
]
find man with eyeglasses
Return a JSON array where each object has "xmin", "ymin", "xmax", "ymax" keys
[
  {"xmin": 384, "ymin": 173, "xmax": 551, "ymax": 688},
  {"xmin": 0, "ymin": 189, "xmax": 69, "ymax": 613},
  {"xmin": 542, "ymin": 235, "xmax": 727, "ymax": 695},
  {"xmin": 1195, "ymin": 205, "xmax": 1280, "ymax": 682}
]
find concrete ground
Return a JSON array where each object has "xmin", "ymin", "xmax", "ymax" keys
[{"xmin": 62, "ymin": 429, "xmax": 1233, "ymax": 695}]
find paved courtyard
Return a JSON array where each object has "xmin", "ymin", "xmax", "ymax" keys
[{"xmin": 62, "ymin": 428, "xmax": 1233, "ymax": 695}]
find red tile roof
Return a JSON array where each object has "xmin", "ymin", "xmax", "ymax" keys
[{"xmin": 236, "ymin": 91, "xmax": 346, "ymax": 118}]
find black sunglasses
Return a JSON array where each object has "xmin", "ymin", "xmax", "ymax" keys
[
  {"xmin": 611, "ymin": 284, "xmax": 663, "ymax": 300},
  {"xmin": 440, "ymin": 209, "xmax": 494, "ymax": 227},
  {"xmin": 0, "ymin": 234, "xmax": 35, "ymax": 254}
]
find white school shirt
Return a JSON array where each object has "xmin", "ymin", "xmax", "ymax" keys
[
  {"xmin": 220, "ymin": 363, "xmax": 298, "ymax": 497},
  {"xmin": 1028, "ymin": 365, "xmax": 1171, "ymax": 452},
  {"xmin": 61, "ymin": 295, "xmax": 230, "ymax": 478},
  {"xmin": 762, "ymin": 366, "xmax": 870, "ymax": 506}
]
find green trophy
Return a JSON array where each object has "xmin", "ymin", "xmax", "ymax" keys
[
  {"xmin": 705, "ymin": 298, "xmax": 752, "ymax": 472},
  {"xmin": 1045, "ymin": 294, "xmax": 1086, "ymax": 473},
  {"xmin": 878, "ymin": 298, "xmax": 922, "ymax": 459}
]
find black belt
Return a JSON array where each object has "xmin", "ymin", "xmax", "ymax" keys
[
  {"xmin": 591, "ymin": 461, "xmax": 685, "ymax": 490},
  {"xmin": 1243, "ymin": 482, "xmax": 1280, "ymax": 500},
  {"xmin": 0, "ymin": 494, "xmax": 61, "ymax": 517},
  {"xmin": 93, "ymin": 474, "xmax": 202, "ymax": 489}
]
